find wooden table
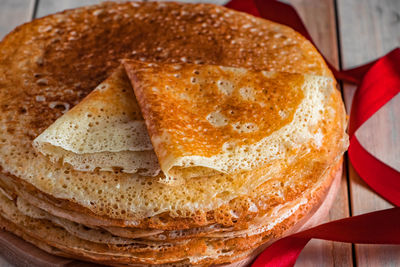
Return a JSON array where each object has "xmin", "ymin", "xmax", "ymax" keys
[{"xmin": 0, "ymin": 0, "xmax": 399, "ymax": 266}]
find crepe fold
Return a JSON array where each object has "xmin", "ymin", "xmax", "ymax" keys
[
  {"xmin": 33, "ymin": 66, "xmax": 161, "ymax": 177},
  {"xmin": 34, "ymin": 61, "xmax": 335, "ymax": 186},
  {"xmin": 123, "ymin": 60, "xmax": 334, "ymax": 183}
]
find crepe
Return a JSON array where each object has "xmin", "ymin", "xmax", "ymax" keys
[
  {"xmin": 33, "ymin": 66, "xmax": 160, "ymax": 176},
  {"xmin": 0, "ymin": 159, "xmax": 342, "ymax": 265},
  {"xmin": 0, "ymin": 1, "xmax": 348, "ymax": 265},
  {"xmin": 124, "ymin": 61, "xmax": 334, "ymax": 183}
]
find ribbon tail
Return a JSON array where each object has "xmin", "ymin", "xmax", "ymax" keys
[
  {"xmin": 251, "ymin": 236, "xmax": 310, "ymax": 267},
  {"xmin": 349, "ymin": 137, "xmax": 400, "ymax": 207},
  {"xmin": 252, "ymin": 208, "xmax": 400, "ymax": 267}
]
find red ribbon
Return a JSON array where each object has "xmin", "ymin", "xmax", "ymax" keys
[
  {"xmin": 225, "ymin": 0, "xmax": 400, "ymax": 266},
  {"xmin": 252, "ymin": 208, "xmax": 400, "ymax": 267},
  {"xmin": 348, "ymin": 49, "xmax": 400, "ymax": 206}
]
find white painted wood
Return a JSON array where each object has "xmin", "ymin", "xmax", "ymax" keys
[
  {"xmin": 338, "ymin": 0, "xmax": 400, "ymax": 68},
  {"xmin": 0, "ymin": 0, "xmax": 35, "ymax": 39},
  {"xmin": 338, "ymin": 0, "xmax": 400, "ymax": 265},
  {"xmin": 356, "ymin": 93, "xmax": 400, "ymax": 172},
  {"xmin": 35, "ymin": 0, "xmax": 105, "ymax": 18},
  {"xmin": 290, "ymin": 0, "xmax": 352, "ymax": 266}
]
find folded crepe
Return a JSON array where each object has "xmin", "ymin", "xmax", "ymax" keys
[
  {"xmin": 123, "ymin": 60, "xmax": 333, "ymax": 183},
  {"xmin": 34, "ymin": 61, "xmax": 333, "ymax": 185},
  {"xmin": 33, "ymin": 66, "xmax": 160, "ymax": 176}
]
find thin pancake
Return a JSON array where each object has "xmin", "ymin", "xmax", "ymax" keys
[
  {"xmin": 33, "ymin": 66, "xmax": 160, "ymax": 176},
  {"xmin": 124, "ymin": 61, "xmax": 334, "ymax": 183}
]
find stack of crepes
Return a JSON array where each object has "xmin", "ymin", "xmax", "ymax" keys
[{"xmin": 0, "ymin": 1, "xmax": 348, "ymax": 266}]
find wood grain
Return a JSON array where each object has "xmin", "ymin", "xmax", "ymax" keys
[
  {"xmin": 356, "ymin": 94, "xmax": 400, "ymax": 172},
  {"xmin": 0, "ymin": 231, "xmax": 75, "ymax": 267},
  {"xmin": 35, "ymin": 0, "xmax": 105, "ymax": 18},
  {"xmin": 289, "ymin": 1, "xmax": 352, "ymax": 266},
  {"xmin": 337, "ymin": 0, "xmax": 400, "ymax": 265},
  {"xmin": 0, "ymin": 0, "xmax": 36, "ymax": 39},
  {"xmin": 0, "ymin": 2, "xmax": 38, "ymax": 265}
]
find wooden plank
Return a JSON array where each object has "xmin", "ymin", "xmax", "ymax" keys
[
  {"xmin": 356, "ymin": 94, "xmax": 400, "ymax": 172},
  {"xmin": 0, "ymin": 255, "xmax": 13, "ymax": 267},
  {"xmin": 0, "ymin": 0, "xmax": 38, "ymax": 266},
  {"xmin": 337, "ymin": 0, "xmax": 400, "ymax": 266},
  {"xmin": 0, "ymin": 0, "xmax": 36, "ymax": 39},
  {"xmin": 0, "ymin": 230, "xmax": 76, "ymax": 267},
  {"xmin": 289, "ymin": 0, "xmax": 352, "ymax": 265},
  {"xmin": 35, "ymin": 0, "xmax": 104, "ymax": 18}
]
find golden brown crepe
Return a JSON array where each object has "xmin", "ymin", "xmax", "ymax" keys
[
  {"xmin": 0, "ymin": 1, "xmax": 348, "ymax": 265},
  {"xmin": 124, "ymin": 60, "xmax": 335, "ymax": 184}
]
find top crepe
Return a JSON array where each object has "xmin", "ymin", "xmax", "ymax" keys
[{"xmin": 124, "ymin": 60, "xmax": 334, "ymax": 183}]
